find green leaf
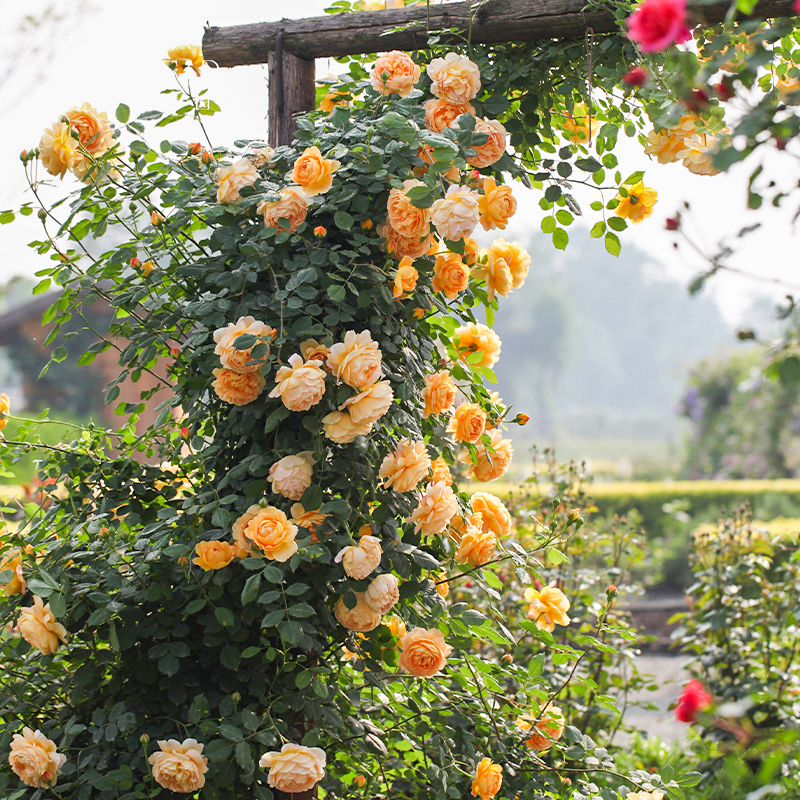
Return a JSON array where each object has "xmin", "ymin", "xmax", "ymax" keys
[
  {"xmin": 589, "ymin": 221, "xmax": 606, "ymax": 238},
  {"xmin": 604, "ymin": 232, "xmax": 621, "ymax": 257},
  {"xmin": 528, "ymin": 653, "xmax": 544, "ymax": 679},
  {"xmin": 295, "ymin": 670, "xmax": 313, "ymax": 689},
  {"xmin": 575, "ymin": 156, "xmax": 602, "ymax": 172},
  {"xmin": 262, "ymin": 609, "xmax": 284, "ymax": 627},
  {"xmin": 185, "ymin": 598, "xmax": 206, "ymax": 614},
  {"xmin": 219, "ymin": 723, "xmax": 243, "ymax": 742},
  {"xmin": 116, "ymin": 103, "xmax": 130, "ymax": 123},
  {"xmin": 540, "ymin": 216, "xmax": 556, "ymax": 234},
  {"xmin": 215, "ymin": 607, "xmax": 235, "ymax": 627},
  {"xmin": 241, "ymin": 646, "xmax": 262, "ymax": 658},
  {"xmin": 262, "ymin": 564, "xmax": 284, "ymax": 583},
  {"xmin": 607, "ymin": 216, "xmax": 627, "ymax": 232},
  {"xmin": 241, "ymin": 573, "xmax": 262, "ymax": 605},
  {"xmin": 32, "ymin": 278, "xmax": 51, "ymax": 295},
  {"xmin": 158, "ymin": 654, "xmax": 180, "ymax": 676},
  {"xmin": 279, "ymin": 619, "xmax": 304, "ymax": 645},
  {"xmin": 334, "ymin": 210, "xmax": 353, "ymax": 230},
  {"xmin": 552, "ymin": 228, "xmax": 569, "ymax": 250},
  {"xmin": 327, "ymin": 285, "xmax": 346, "ymax": 303},
  {"xmin": 555, "ymin": 210, "xmax": 573, "ymax": 225},
  {"xmin": 622, "ymin": 170, "xmax": 645, "ymax": 185}
]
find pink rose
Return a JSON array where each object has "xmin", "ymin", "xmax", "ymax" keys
[{"xmin": 627, "ymin": 0, "xmax": 692, "ymax": 53}]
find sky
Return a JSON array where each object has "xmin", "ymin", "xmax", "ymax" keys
[{"xmin": 1, "ymin": 0, "xmax": 799, "ymax": 326}]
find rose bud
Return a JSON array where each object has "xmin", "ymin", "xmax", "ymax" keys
[
  {"xmin": 622, "ymin": 66, "xmax": 648, "ymax": 88},
  {"xmin": 314, "ymin": 226, "xmax": 327, "ymax": 238},
  {"xmin": 180, "ymin": 426, "xmax": 190, "ymax": 438},
  {"xmin": 151, "ymin": 211, "xmax": 164, "ymax": 226},
  {"xmin": 201, "ymin": 150, "xmax": 214, "ymax": 165},
  {"xmin": 187, "ymin": 142, "xmax": 203, "ymax": 155},
  {"xmin": 607, "ymin": 584, "xmax": 618, "ymax": 598},
  {"xmin": 130, "ymin": 257, "xmax": 142, "ymax": 269},
  {"xmin": 665, "ymin": 216, "xmax": 681, "ymax": 231},
  {"xmin": 514, "ymin": 413, "xmax": 530, "ymax": 426}
]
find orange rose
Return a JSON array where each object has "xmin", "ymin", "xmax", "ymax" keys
[
  {"xmin": 433, "ymin": 251, "xmax": 470, "ymax": 299},
  {"xmin": 478, "ymin": 177, "xmax": 516, "ymax": 231},
  {"xmin": 410, "ymin": 481, "xmax": 458, "ymax": 536},
  {"xmin": 430, "ymin": 185, "xmax": 481, "ymax": 242},
  {"xmin": 241, "ymin": 507, "xmax": 298, "ymax": 562},
  {"xmin": 424, "ymin": 98, "xmax": 476, "ymax": 133},
  {"xmin": 299, "ymin": 339, "xmax": 330, "ymax": 362},
  {"xmin": 290, "ymin": 146, "xmax": 341, "ymax": 196},
  {"xmin": 9, "ymin": 727, "xmax": 66, "ymax": 788},
  {"xmin": 392, "ymin": 256, "xmax": 419, "ymax": 299},
  {"xmin": 166, "ymin": 45, "xmax": 204, "ymax": 76},
  {"xmin": 524, "ymin": 585, "xmax": 570, "ymax": 632},
  {"xmin": 216, "ymin": 159, "xmax": 258, "ymax": 204},
  {"xmin": 365, "ymin": 573, "xmax": 400, "ymax": 614},
  {"xmin": 268, "ymin": 452, "xmax": 315, "ymax": 501},
  {"xmin": 257, "ymin": 186, "xmax": 308, "ymax": 232},
  {"xmin": 470, "ymin": 492, "xmax": 512, "ymax": 537},
  {"xmin": 64, "ymin": 102, "xmax": 113, "ymax": 157},
  {"xmin": 0, "ymin": 392, "xmax": 10, "ymax": 430},
  {"xmin": 466, "ymin": 118, "xmax": 507, "ymax": 168},
  {"xmin": 562, "ymin": 102, "xmax": 601, "ymax": 145},
  {"xmin": 18, "ymin": 595, "xmax": 68, "ymax": 655},
  {"xmin": 322, "ymin": 410, "xmax": 372, "ymax": 444},
  {"xmin": 379, "ymin": 439, "xmax": 432, "ymax": 492},
  {"xmin": 269, "ymin": 354, "xmax": 327, "ymax": 411},
  {"xmin": 488, "ymin": 239, "xmax": 530, "ymax": 289},
  {"xmin": 415, "ymin": 145, "xmax": 460, "ymax": 182},
  {"xmin": 370, "ymin": 50, "xmax": 421, "ymax": 97},
  {"xmin": 453, "ymin": 322, "xmax": 501, "ymax": 368},
  {"xmin": 516, "ymin": 705, "xmax": 565, "ymax": 750},
  {"xmin": 149, "ymin": 738, "xmax": 208, "ymax": 793},
  {"xmin": 212, "ymin": 368, "xmax": 266, "ymax": 405},
  {"xmin": 260, "ymin": 744, "xmax": 326, "ymax": 795},
  {"xmin": 378, "ymin": 220, "xmax": 434, "ymax": 260},
  {"xmin": 430, "ymin": 456, "xmax": 453, "ymax": 486},
  {"xmin": 327, "ymin": 330, "xmax": 382, "ymax": 390},
  {"xmin": 334, "ymin": 592, "xmax": 381, "ymax": 631},
  {"xmin": 423, "ymin": 371, "xmax": 457, "ymax": 418},
  {"xmin": 319, "ymin": 89, "xmax": 351, "ymax": 114},
  {"xmin": 435, "ymin": 572, "xmax": 450, "ymax": 597},
  {"xmin": 290, "ymin": 503, "xmax": 329, "ymax": 539},
  {"xmin": 473, "ymin": 250, "xmax": 513, "ymax": 302},
  {"xmin": 193, "ymin": 540, "xmax": 235, "ymax": 570},
  {"xmin": 427, "ymin": 52, "xmax": 481, "ymax": 104},
  {"xmin": 39, "ymin": 121, "xmax": 80, "ymax": 179},
  {"xmin": 460, "ymin": 429, "xmax": 513, "ymax": 482},
  {"xmin": 213, "ymin": 316, "xmax": 275, "ymax": 373},
  {"xmin": 338, "ymin": 381, "xmax": 394, "ymax": 425},
  {"xmin": 232, "ymin": 504, "xmax": 262, "ymax": 555},
  {"xmin": 398, "ymin": 627, "xmax": 452, "ymax": 677},
  {"xmin": 447, "ymin": 402, "xmax": 487, "ymax": 443},
  {"xmin": 464, "ymin": 236, "xmax": 481, "ymax": 266},
  {"xmin": 455, "ymin": 527, "xmax": 497, "ymax": 567},
  {"xmin": 1, "ymin": 550, "xmax": 25, "ymax": 595},
  {"xmin": 387, "ymin": 179, "xmax": 431, "ymax": 239},
  {"xmin": 335, "ymin": 534, "xmax": 382, "ymax": 580},
  {"xmin": 471, "ymin": 757, "xmax": 502, "ymax": 800},
  {"xmin": 384, "ymin": 615, "xmax": 407, "ymax": 638}
]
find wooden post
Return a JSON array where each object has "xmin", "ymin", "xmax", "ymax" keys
[{"xmin": 267, "ymin": 36, "xmax": 316, "ymax": 147}]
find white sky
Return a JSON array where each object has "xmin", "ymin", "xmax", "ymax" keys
[{"xmin": 1, "ymin": 0, "xmax": 799, "ymax": 326}]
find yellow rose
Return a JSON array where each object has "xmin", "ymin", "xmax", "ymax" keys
[
  {"xmin": 470, "ymin": 492, "xmax": 512, "ymax": 538},
  {"xmin": 392, "ymin": 256, "xmax": 419, "ymax": 299},
  {"xmin": 424, "ymin": 97, "xmax": 476, "ymax": 133},
  {"xmin": 398, "ymin": 626, "xmax": 452, "ymax": 677},
  {"xmin": 290, "ymin": 503, "xmax": 329, "ymax": 541},
  {"xmin": 322, "ymin": 410, "xmax": 372, "ymax": 444},
  {"xmin": 269, "ymin": 354, "xmax": 327, "ymax": 411},
  {"xmin": 166, "ymin": 45, "xmax": 204, "ymax": 76},
  {"xmin": 410, "ymin": 481, "xmax": 459, "ymax": 536},
  {"xmin": 192, "ymin": 540, "xmax": 235, "ymax": 570},
  {"xmin": 64, "ymin": 102, "xmax": 113, "ymax": 157},
  {"xmin": 460, "ymin": 429, "xmax": 513, "ymax": 482},
  {"xmin": 430, "ymin": 185, "xmax": 481, "ymax": 242},
  {"xmin": 434, "ymin": 572, "xmax": 450, "ymax": 597},
  {"xmin": 561, "ymin": 102, "xmax": 601, "ymax": 144},
  {"xmin": 290, "ymin": 146, "xmax": 341, "ymax": 196},
  {"xmin": 524, "ymin": 585, "xmax": 571, "ymax": 632},
  {"xmin": 299, "ymin": 338, "xmax": 331, "ymax": 362},
  {"xmin": 8, "ymin": 727, "xmax": 66, "ymax": 788},
  {"xmin": 427, "ymin": 52, "xmax": 481, "ymax": 104},
  {"xmin": 378, "ymin": 220, "xmax": 434, "ymax": 259},
  {"xmin": 379, "ymin": 439, "xmax": 432, "ymax": 492},
  {"xmin": 423, "ymin": 372, "xmax": 457, "ymax": 418},
  {"xmin": 384, "ymin": 615, "xmax": 407, "ymax": 638},
  {"xmin": 365, "ymin": 572, "xmax": 400, "ymax": 614},
  {"xmin": 338, "ymin": 381, "xmax": 394, "ymax": 426},
  {"xmin": 447, "ymin": 402, "xmax": 487, "ymax": 443},
  {"xmin": 387, "ymin": 179, "xmax": 431, "ymax": 239},
  {"xmin": 319, "ymin": 88, "xmax": 351, "ymax": 114},
  {"xmin": 615, "ymin": 180, "xmax": 658, "ymax": 223},
  {"xmin": 334, "ymin": 592, "xmax": 381, "ymax": 631},
  {"xmin": 232, "ymin": 504, "xmax": 262, "ymax": 555},
  {"xmin": 149, "ymin": 738, "xmax": 208, "ymax": 793},
  {"xmin": 19, "ymin": 595, "xmax": 68, "ymax": 655},
  {"xmin": 455, "ymin": 527, "xmax": 497, "ymax": 567},
  {"xmin": 677, "ymin": 133, "xmax": 724, "ymax": 176},
  {"xmin": 370, "ymin": 50, "xmax": 421, "ymax": 97},
  {"xmin": 430, "ymin": 456, "xmax": 453, "ymax": 486},
  {"xmin": 516, "ymin": 705, "xmax": 566, "ymax": 750},
  {"xmin": 478, "ymin": 177, "xmax": 516, "ymax": 231},
  {"xmin": 212, "ymin": 368, "xmax": 266, "ymax": 405},
  {"xmin": 213, "ymin": 316, "xmax": 275, "ymax": 373},
  {"xmin": 257, "ymin": 186, "xmax": 308, "ymax": 233},
  {"xmin": 335, "ymin": 534, "xmax": 382, "ymax": 580},
  {"xmin": 241, "ymin": 507, "xmax": 299, "ymax": 562},
  {"xmin": 453, "ymin": 322, "xmax": 501, "ymax": 368},
  {"xmin": 644, "ymin": 115, "xmax": 700, "ymax": 163},
  {"xmin": 0, "ymin": 392, "xmax": 10, "ymax": 430},
  {"xmin": 488, "ymin": 239, "xmax": 530, "ymax": 289},
  {"xmin": 216, "ymin": 159, "xmax": 259, "ymax": 204},
  {"xmin": 473, "ymin": 250, "xmax": 514, "ymax": 302},
  {"xmin": 432, "ymin": 251, "xmax": 470, "ymax": 299},
  {"xmin": 259, "ymin": 744, "xmax": 326, "ymax": 794},
  {"xmin": 1, "ymin": 550, "xmax": 25, "ymax": 595},
  {"xmin": 268, "ymin": 452, "xmax": 315, "ymax": 501},
  {"xmin": 471, "ymin": 757, "xmax": 502, "ymax": 800},
  {"xmin": 327, "ymin": 330, "xmax": 382, "ymax": 390},
  {"xmin": 39, "ymin": 121, "xmax": 80, "ymax": 179}
]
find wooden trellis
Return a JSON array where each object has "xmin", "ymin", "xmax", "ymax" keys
[{"xmin": 202, "ymin": 0, "xmax": 797, "ymax": 146}]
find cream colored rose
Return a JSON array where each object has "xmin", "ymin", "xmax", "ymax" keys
[
  {"xmin": 473, "ymin": 250, "xmax": 513, "ymax": 303},
  {"xmin": 257, "ymin": 186, "xmax": 308, "ymax": 232},
  {"xmin": 260, "ymin": 744, "xmax": 326, "ymax": 794},
  {"xmin": 19, "ymin": 595, "xmax": 68, "ymax": 655},
  {"xmin": 193, "ymin": 540, "xmax": 235, "ymax": 570},
  {"xmin": 380, "ymin": 439, "xmax": 432, "ymax": 492},
  {"xmin": 335, "ymin": 534, "xmax": 382, "ymax": 580},
  {"xmin": 365, "ymin": 573, "xmax": 399, "ymax": 614},
  {"xmin": 268, "ymin": 452, "xmax": 315, "ymax": 501},
  {"xmin": 232, "ymin": 504, "xmax": 261, "ymax": 554},
  {"xmin": 459, "ymin": 429, "xmax": 513, "ymax": 482},
  {"xmin": 216, "ymin": 159, "xmax": 259, "ymax": 204},
  {"xmin": 339, "ymin": 381, "xmax": 394, "ymax": 426},
  {"xmin": 455, "ymin": 527, "xmax": 497, "ymax": 567},
  {"xmin": 446, "ymin": 402, "xmax": 487, "ymax": 443},
  {"xmin": 427, "ymin": 52, "xmax": 481, "ymax": 104},
  {"xmin": 387, "ymin": 179, "xmax": 431, "ymax": 239},
  {"xmin": 524, "ymin": 585, "xmax": 571, "ymax": 632},
  {"xmin": 625, "ymin": 792, "xmax": 665, "ymax": 800},
  {"xmin": 377, "ymin": 220, "xmax": 434, "ymax": 260},
  {"xmin": 213, "ymin": 316, "xmax": 275, "ymax": 373},
  {"xmin": 433, "ymin": 251, "xmax": 470, "ymax": 299},
  {"xmin": 430, "ymin": 456, "xmax": 453, "ymax": 486},
  {"xmin": 410, "ymin": 481, "xmax": 458, "ymax": 536},
  {"xmin": 322, "ymin": 410, "xmax": 373, "ymax": 443},
  {"xmin": 8, "ymin": 727, "xmax": 66, "ymax": 788},
  {"xmin": 430, "ymin": 185, "xmax": 481, "ymax": 242},
  {"xmin": 424, "ymin": 98, "xmax": 476, "ymax": 133},
  {"xmin": 327, "ymin": 330, "xmax": 382, "ymax": 389},
  {"xmin": 39, "ymin": 121, "xmax": 81, "ymax": 179},
  {"xmin": 65, "ymin": 102, "xmax": 113, "ymax": 158},
  {"xmin": 398, "ymin": 627, "xmax": 452, "ymax": 677},
  {"xmin": 1, "ymin": 551, "xmax": 26, "ymax": 596},
  {"xmin": 392, "ymin": 256, "xmax": 419, "ymax": 299},
  {"xmin": 488, "ymin": 239, "xmax": 530, "ymax": 289},
  {"xmin": 149, "ymin": 738, "xmax": 208, "ymax": 794},
  {"xmin": 453, "ymin": 322, "xmax": 501, "ymax": 368},
  {"xmin": 299, "ymin": 338, "xmax": 331, "ymax": 362},
  {"xmin": 212, "ymin": 368, "xmax": 266, "ymax": 405},
  {"xmin": 472, "ymin": 757, "xmax": 502, "ymax": 800},
  {"xmin": 334, "ymin": 592, "xmax": 381, "ymax": 631},
  {"xmin": 466, "ymin": 118, "xmax": 507, "ymax": 168},
  {"xmin": 478, "ymin": 177, "xmax": 516, "ymax": 231},
  {"xmin": 250, "ymin": 146, "xmax": 275, "ymax": 169},
  {"xmin": 290, "ymin": 146, "xmax": 341, "ymax": 196},
  {"xmin": 423, "ymin": 372, "xmax": 457, "ymax": 418},
  {"xmin": 471, "ymin": 492, "xmax": 512, "ymax": 538},
  {"xmin": 516, "ymin": 705, "xmax": 566, "ymax": 750},
  {"xmin": 677, "ymin": 132, "xmax": 724, "ymax": 176},
  {"xmin": 241, "ymin": 507, "xmax": 299, "ymax": 562},
  {"xmin": 269, "ymin": 354, "xmax": 327, "ymax": 411},
  {"xmin": 370, "ymin": 50, "xmax": 421, "ymax": 97}
]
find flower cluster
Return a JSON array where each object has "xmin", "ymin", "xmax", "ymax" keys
[{"xmin": 644, "ymin": 115, "xmax": 727, "ymax": 176}]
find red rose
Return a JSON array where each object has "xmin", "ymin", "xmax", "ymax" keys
[{"xmin": 675, "ymin": 680, "xmax": 711, "ymax": 722}]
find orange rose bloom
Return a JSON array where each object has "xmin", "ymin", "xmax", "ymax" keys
[
  {"xmin": 614, "ymin": 180, "xmax": 658, "ymax": 224},
  {"xmin": 415, "ymin": 145, "xmax": 460, "ymax": 182},
  {"xmin": 269, "ymin": 354, "xmax": 327, "ymax": 411},
  {"xmin": 424, "ymin": 98, "xmax": 476, "ymax": 133},
  {"xmin": 453, "ymin": 322, "xmax": 501, "ymax": 368},
  {"xmin": 290, "ymin": 503, "xmax": 329, "ymax": 539},
  {"xmin": 447, "ymin": 402, "xmax": 487, "ymax": 443},
  {"xmin": 322, "ymin": 410, "xmax": 372, "ymax": 444},
  {"xmin": 433, "ymin": 251, "xmax": 470, "ymax": 299},
  {"xmin": 430, "ymin": 185, "xmax": 481, "ymax": 242},
  {"xmin": 473, "ymin": 250, "xmax": 514, "ymax": 303},
  {"xmin": 150, "ymin": 738, "xmax": 208, "ymax": 793},
  {"xmin": 471, "ymin": 758, "xmax": 503, "ymax": 800},
  {"xmin": 1, "ymin": 551, "xmax": 25, "ymax": 595},
  {"xmin": 334, "ymin": 592, "xmax": 381, "ymax": 632},
  {"xmin": 464, "ymin": 236, "xmax": 481, "ymax": 266},
  {"xmin": 299, "ymin": 339, "xmax": 330, "ymax": 362},
  {"xmin": 516, "ymin": 705, "xmax": 566, "ymax": 750},
  {"xmin": 290, "ymin": 146, "xmax": 341, "ymax": 196},
  {"xmin": 19, "ymin": 595, "xmax": 68, "ymax": 655},
  {"xmin": 460, "ymin": 429, "xmax": 513, "ymax": 482},
  {"xmin": 410, "ymin": 481, "xmax": 459, "ymax": 536},
  {"xmin": 267, "ymin": 452, "xmax": 315, "ymax": 501},
  {"xmin": 241, "ymin": 507, "xmax": 299, "ymax": 562},
  {"xmin": 338, "ymin": 381, "xmax": 394, "ymax": 426},
  {"xmin": 335, "ymin": 535, "xmax": 383, "ymax": 580},
  {"xmin": 488, "ymin": 239, "xmax": 530, "ymax": 289},
  {"xmin": 319, "ymin": 88, "xmax": 351, "ymax": 114},
  {"xmin": 524, "ymin": 585, "xmax": 571, "ymax": 632},
  {"xmin": 213, "ymin": 316, "xmax": 275, "ymax": 373},
  {"xmin": 398, "ymin": 627, "xmax": 453, "ymax": 677},
  {"xmin": 455, "ymin": 527, "xmax": 497, "ymax": 567},
  {"xmin": 327, "ymin": 330, "xmax": 382, "ymax": 390},
  {"xmin": 166, "ymin": 45, "xmax": 204, "ymax": 76},
  {"xmin": 392, "ymin": 256, "xmax": 419, "ymax": 299},
  {"xmin": 387, "ymin": 179, "xmax": 431, "ymax": 239},
  {"xmin": 212, "ymin": 368, "xmax": 266, "ymax": 405},
  {"xmin": 259, "ymin": 744, "xmax": 326, "ymax": 795},
  {"xmin": 365, "ymin": 573, "xmax": 400, "ymax": 614},
  {"xmin": 470, "ymin": 492, "xmax": 512, "ymax": 537},
  {"xmin": 232, "ymin": 504, "xmax": 262, "ymax": 555},
  {"xmin": 478, "ymin": 177, "xmax": 516, "ymax": 231},
  {"xmin": 257, "ymin": 186, "xmax": 308, "ymax": 233},
  {"xmin": 423, "ymin": 371, "xmax": 457, "ymax": 418},
  {"xmin": 370, "ymin": 50, "xmax": 421, "ymax": 97},
  {"xmin": 379, "ymin": 439, "xmax": 432, "ymax": 492},
  {"xmin": 430, "ymin": 456, "xmax": 453, "ymax": 486},
  {"xmin": 378, "ymin": 220, "xmax": 434, "ymax": 260},
  {"xmin": 193, "ymin": 540, "xmax": 235, "ymax": 570},
  {"xmin": 562, "ymin": 101, "xmax": 601, "ymax": 144},
  {"xmin": 9, "ymin": 727, "xmax": 66, "ymax": 788},
  {"xmin": 65, "ymin": 102, "xmax": 113, "ymax": 157},
  {"xmin": 0, "ymin": 392, "xmax": 10, "ymax": 430},
  {"xmin": 466, "ymin": 118, "xmax": 507, "ymax": 168},
  {"xmin": 39, "ymin": 121, "xmax": 81, "ymax": 178},
  {"xmin": 427, "ymin": 52, "xmax": 481, "ymax": 104},
  {"xmin": 216, "ymin": 159, "xmax": 258, "ymax": 204}
]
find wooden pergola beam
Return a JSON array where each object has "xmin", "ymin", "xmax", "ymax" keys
[{"xmin": 203, "ymin": 0, "xmax": 796, "ymax": 66}]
